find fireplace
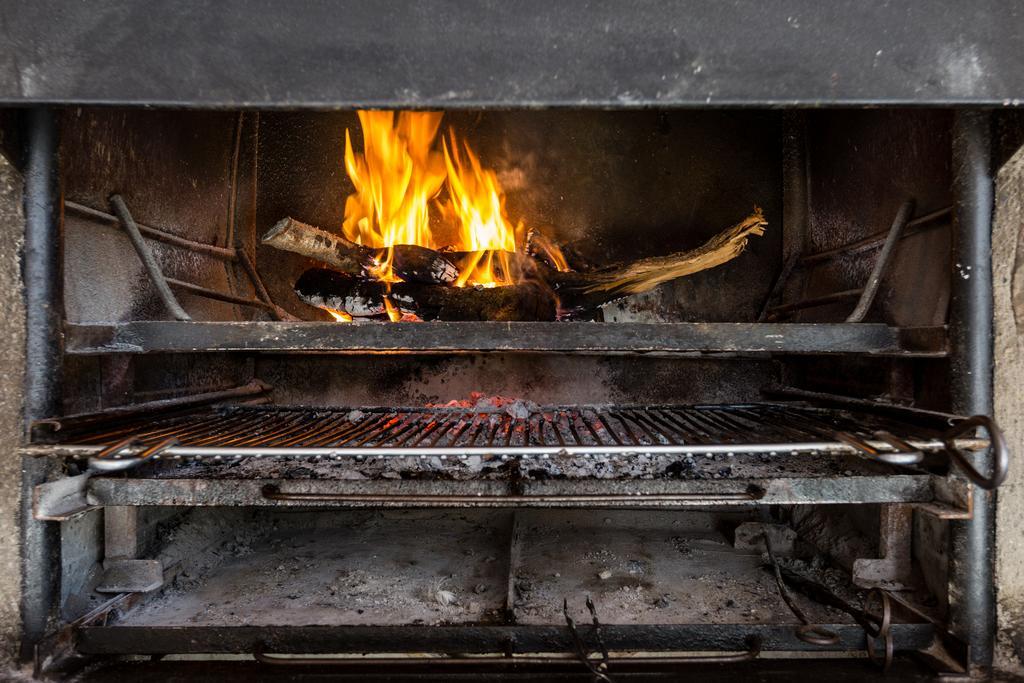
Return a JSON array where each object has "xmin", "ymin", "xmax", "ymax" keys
[{"xmin": 3, "ymin": 3, "xmax": 1022, "ymax": 680}]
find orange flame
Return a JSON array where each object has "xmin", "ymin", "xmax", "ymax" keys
[
  {"xmin": 343, "ymin": 110, "xmax": 446, "ymax": 282},
  {"xmin": 341, "ymin": 111, "xmax": 549, "ymax": 291},
  {"xmin": 323, "ymin": 307, "xmax": 353, "ymax": 322},
  {"xmin": 383, "ymin": 297, "xmax": 402, "ymax": 323},
  {"xmin": 441, "ymin": 131, "xmax": 520, "ymax": 287}
]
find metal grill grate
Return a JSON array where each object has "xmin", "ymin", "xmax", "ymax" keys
[{"xmin": 45, "ymin": 402, "xmax": 985, "ymax": 459}]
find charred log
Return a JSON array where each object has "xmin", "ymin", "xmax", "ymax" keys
[
  {"xmin": 263, "ymin": 217, "xmax": 459, "ymax": 285},
  {"xmin": 391, "ymin": 244, "xmax": 461, "ymax": 285},
  {"xmin": 526, "ymin": 228, "xmax": 597, "ymax": 272},
  {"xmin": 296, "ymin": 268, "xmax": 558, "ymax": 322},
  {"xmin": 292, "ymin": 209, "xmax": 766, "ymax": 321},
  {"xmin": 440, "ymin": 249, "xmax": 546, "ymax": 284}
]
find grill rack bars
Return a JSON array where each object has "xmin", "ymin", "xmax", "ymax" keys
[{"xmin": 37, "ymin": 403, "xmax": 988, "ymax": 461}]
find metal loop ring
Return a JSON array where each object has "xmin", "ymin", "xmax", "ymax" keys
[
  {"xmin": 942, "ymin": 415, "xmax": 1009, "ymax": 490},
  {"xmin": 863, "ymin": 588, "xmax": 893, "ymax": 672}
]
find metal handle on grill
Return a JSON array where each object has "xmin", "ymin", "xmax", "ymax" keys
[
  {"xmin": 88, "ymin": 437, "xmax": 178, "ymax": 473},
  {"xmin": 833, "ymin": 431, "xmax": 924, "ymax": 466},
  {"xmin": 260, "ymin": 484, "xmax": 765, "ymax": 506},
  {"xmin": 942, "ymin": 415, "xmax": 1009, "ymax": 490},
  {"xmin": 254, "ymin": 636, "xmax": 762, "ymax": 668}
]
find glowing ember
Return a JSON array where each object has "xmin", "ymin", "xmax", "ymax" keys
[{"xmin": 341, "ymin": 110, "xmax": 545, "ymax": 291}]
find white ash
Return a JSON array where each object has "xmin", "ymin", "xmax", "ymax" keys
[
  {"xmin": 502, "ymin": 400, "xmax": 538, "ymax": 420},
  {"xmin": 160, "ymin": 447, "xmax": 866, "ymax": 483}
]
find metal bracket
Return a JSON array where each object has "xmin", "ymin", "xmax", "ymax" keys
[
  {"xmin": 96, "ymin": 559, "xmax": 164, "ymax": 594},
  {"xmin": 853, "ymin": 504, "xmax": 914, "ymax": 590},
  {"xmin": 96, "ymin": 506, "xmax": 164, "ymax": 594},
  {"xmin": 32, "ymin": 473, "xmax": 98, "ymax": 521}
]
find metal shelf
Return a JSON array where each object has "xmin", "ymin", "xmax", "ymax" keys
[{"xmin": 64, "ymin": 321, "xmax": 947, "ymax": 356}]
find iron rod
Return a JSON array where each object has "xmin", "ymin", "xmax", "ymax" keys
[
  {"xmin": 32, "ymin": 436, "xmax": 985, "ymax": 460},
  {"xmin": 64, "ymin": 200, "xmax": 238, "ymax": 260},
  {"xmin": 846, "ymin": 199, "xmax": 915, "ymax": 322},
  {"xmin": 253, "ymin": 640, "xmax": 762, "ymax": 667},
  {"xmin": 32, "ymin": 379, "xmax": 271, "ymax": 434},
  {"xmin": 165, "ymin": 277, "xmax": 276, "ymax": 312},
  {"xmin": 235, "ymin": 246, "xmax": 295, "ymax": 320},
  {"xmin": 110, "ymin": 195, "xmax": 191, "ymax": 321},
  {"xmin": 20, "ymin": 106, "xmax": 63, "ymax": 658},
  {"xmin": 949, "ymin": 110, "xmax": 995, "ymax": 670},
  {"xmin": 260, "ymin": 485, "xmax": 765, "ymax": 504},
  {"xmin": 800, "ymin": 206, "xmax": 953, "ymax": 267},
  {"xmin": 765, "ymin": 288, "xmax": 863, "ymax": 319}
]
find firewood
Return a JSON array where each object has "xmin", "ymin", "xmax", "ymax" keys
[
  {"xmin": 291, "ymin": 209, "xmax": 766, "ymax": 321},
  {"xmin": 262, "ymin": 217, "xmax": 460, "ymax": 285},
  {"xmin": 548, "ymin": 209, "xmax": 768, "ymax": 313},
  {"xmin": 295, "ymin": 268, "xmax": 558, "ymax": 322},
  {"xmin": 440, "ymin": 249, "xmax": 545, "ymax": 283}
]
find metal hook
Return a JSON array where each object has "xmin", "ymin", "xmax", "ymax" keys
[{"xmin": 763, "ymin": 532, "xmax": 841, "ymax": 646}]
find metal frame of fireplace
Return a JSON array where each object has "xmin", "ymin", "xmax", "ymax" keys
[
  {"xmin": 5, "ymin": 2, "xmax": 1022, "ymax": 678},
  {"xmin": 11, "ymin": 105, "xmax": 1002, "ymax": 679}
]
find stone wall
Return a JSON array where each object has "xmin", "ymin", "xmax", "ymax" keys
[
  {"xmin": 0, "ymin": 149, "xmax": 25, "ymax": 664},
  {"xmin": 994, "ymin": 142, "xmax": 1024, "ymax": 673}
]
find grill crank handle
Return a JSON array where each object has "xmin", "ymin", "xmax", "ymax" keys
[
  {"xmin": 943, "ymin": 415, "xmax": 1009, "ymax": 490},
  {"xmin": 87, "ymin": 437, "xmax": 179, "ymax": 473}
]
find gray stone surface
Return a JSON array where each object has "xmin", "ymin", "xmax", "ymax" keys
[
  {"xmin": 994, "ymin": 141, "xmax": 1024, "ymax": 674},
  {"xmin": 0, "ymin": 150, "xmax": 25, "ymax": 664}
]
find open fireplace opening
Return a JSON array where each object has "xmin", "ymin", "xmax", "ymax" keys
[
  {"xmin": 9, "ymin": 102, "xmax": 1008, "ymax": 679},
  {"xmin": 61, "ymin": 108, "xmax": 787, "ymax": 327}
]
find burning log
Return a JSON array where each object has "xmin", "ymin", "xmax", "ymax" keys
[
  {"xmin": 262, "ymin": 217, "xmax": 460, "ymax": 285},
  {"xmin": 291, "ymin": 209, "xmax": 766, "ymax": 321},
  {"xmin": 548, "ymin": 209, "xmax": 768, "ymax": 313},
  {"xmin": 441, "ymin": 249, "xmax": 546, "ymax": 284},
  {"xmin": 295, "ymin": 268, "xmax": 558, "ymax": 322}
]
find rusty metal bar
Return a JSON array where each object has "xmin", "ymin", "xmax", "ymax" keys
[
  {"xmin": 234, "ymin": 246, "xmax": 296, "ymax": 321},
  {"xmin": 765, "ymin": 288, "xmax": 863, "ymax": 320},
  {"xmin": 260, "ymin": 484, "xmax": 766, "ymax": 505},
  {"xmin": 253, "ymin": 635, "xmax": 762, "ymax": 667},
  {"xmin": 31, "ymin": 379, "xmax": 271, "ymax": 436}
]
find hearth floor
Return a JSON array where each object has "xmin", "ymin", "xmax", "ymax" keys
[{"xmin": 110, "ymin": 510, "xmax": 858, "ymax": 628}]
